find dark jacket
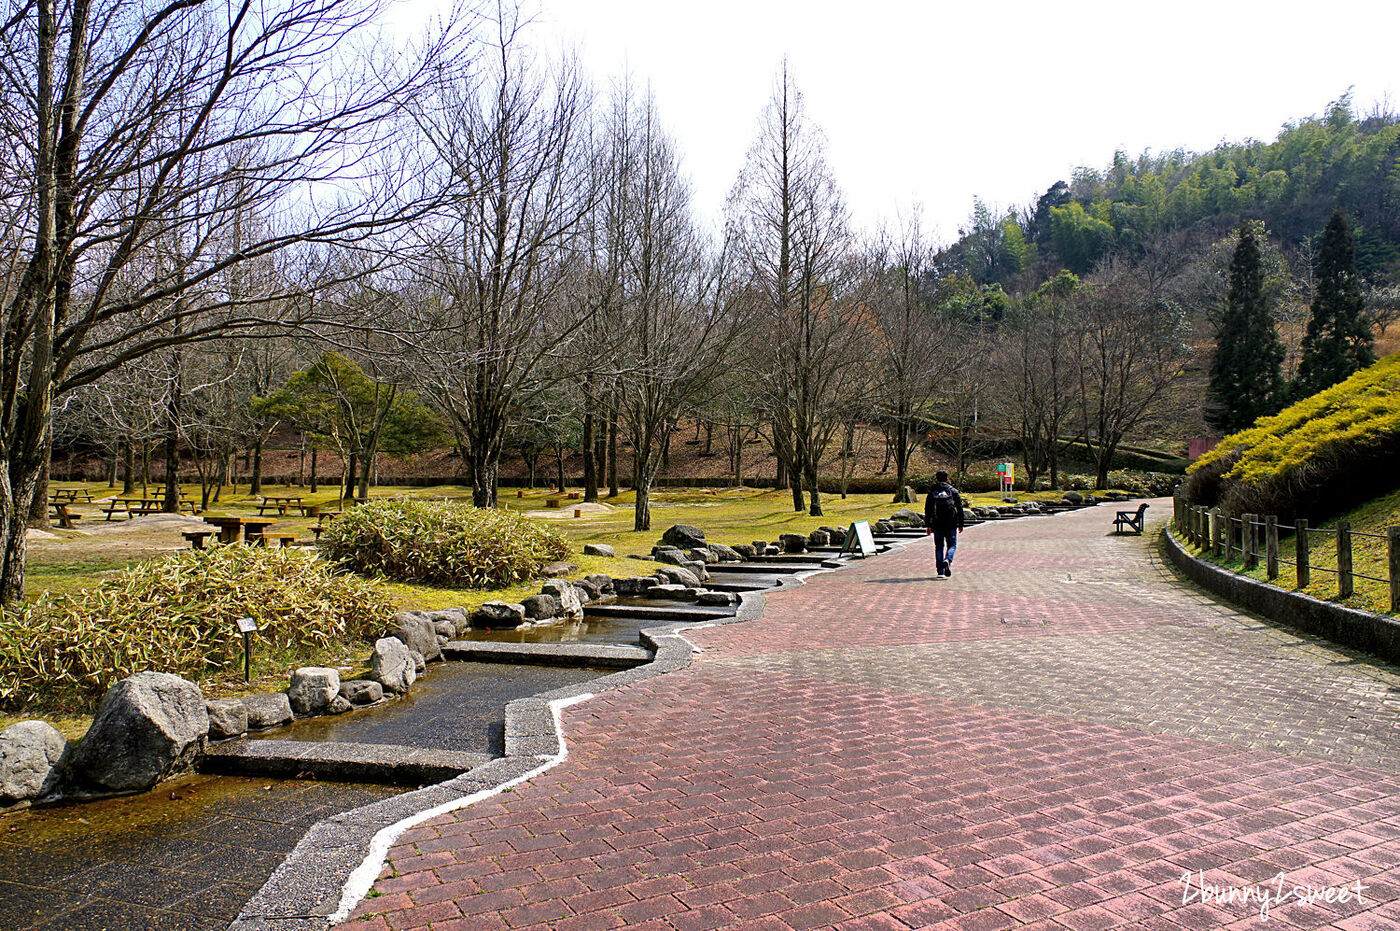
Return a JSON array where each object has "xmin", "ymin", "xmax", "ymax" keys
[{"xmin": 924, "ymin": 481, "xmax": 965, "ymax": 531}]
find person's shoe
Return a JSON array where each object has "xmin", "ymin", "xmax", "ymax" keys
[{"xmin": 943, "ymin": 566, "xmax": 953, "ymax": 578}]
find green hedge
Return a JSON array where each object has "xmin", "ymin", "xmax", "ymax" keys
[{"xmin": 321, "ymin": 499, "xmax": 571, "ymax": 588}]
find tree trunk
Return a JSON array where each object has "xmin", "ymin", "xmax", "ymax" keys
[
  {"xmin": 634, "ymin": 481, "xmax": 651, "ymax": 532},
  {"xmin": 27, "ymin": 446, "xmax": 51, "ymax": 529},
  {"xmin": 344, "ymin": 452, "xmax": 357, "ymax": 501},
  {"xmin": 162, "ymin": 429, "xmax": 179, "ymax": 513},
  {"xmin": 893, "ymin": 421, "xmax": 911, "ymax": 503},
  {"xmin": 607, "ymin": 406, "xmax": 619, "ymax": 497},
  {"xmin": 249, "ymin": 438, "xmax": 264, "ymax": 495},
  {"xmin": 790, "ymin": 463, "xmax": 804, "ymax": 513},
  {"xmin": 122, "ymin": 438, "xmax": 135, "ymax": 494},
  {"xmin": 582, "ymin": 407, "xmax": 598, "ymax": 503},
  {"xmin": 310, "ymin": 446, "xmax": 318, "ymax": 493},
  {"xmin": 554, "ymin": 445, "xmax": 566, "ymax": 492},
  {"xmin": 804, "ymin": 460, "xmax": 822, "ymax": 517}
]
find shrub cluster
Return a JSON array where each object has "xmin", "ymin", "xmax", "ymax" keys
[
  {"xmin": 0, "ymin": 547, "xmax": 394, "ymax": 712},
  {"xmin": 321, "ymin": 498, "xmax": 571, "ymax": 588},
  {"xmin": 1188, "ymin": 353, "xmax": 1400, "ymax": 518}
]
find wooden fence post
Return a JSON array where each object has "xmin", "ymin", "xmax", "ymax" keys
[
  {"xmin": 1389, "ymin": 527, "xmax": 1400, "ymax": 613},
  {"xmin": 1296, "ymin": 519, "xmax": 1310, "ymax": 588},
  {"xmin": 1210, "ymin": 508, "xmax": 1222, "ymax": 557},
  {"xmin": 1174, "ymin": 493, "xmax": 1184, "ymax": 532},
  {"xmin": 1265, "ymin": 515, "xmax": 1279, "ymax": 580},
  {"xmin": 1337, "ymin": 520, "xmax": 1353, "ymax": 599},
  {"xmin": 1224, "ymin": 514, "xmax": 1234, "ymax": 561},
  {"xmin": 1243, "ymin": 514, "xmax": 1257, "ymax": 569}
]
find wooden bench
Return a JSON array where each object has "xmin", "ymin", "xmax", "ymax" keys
[
  {"xmin": 545, "ymin": 497, "xmax": 563, "ymax": 508},
  {"xmin": 182, "ymin": 530, "xmax": 218, "ymax": 550},
  {"xmin": 257, "ymin": 532, "xmax": 298, "ymax": 548},
  {"xmin": 1113, "ymin": 502, "xmax": 1149, "ymax": 535}
]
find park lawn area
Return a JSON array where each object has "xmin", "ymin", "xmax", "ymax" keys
[{"xmin": 1175, "ymin": 487, "xmax": 1400, "ymax": 617}]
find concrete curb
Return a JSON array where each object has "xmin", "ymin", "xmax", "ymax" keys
[{"xmin": 1162, "ymin": 528, "xmax": 1400, "ymax": 663}]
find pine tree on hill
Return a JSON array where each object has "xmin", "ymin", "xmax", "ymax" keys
[
  {"xmin": 1207, "ymin": 224, "xmax": 1286, "ymax": 432},
  {"xmin": 1296, "ymin": 210, "xmax": 1375, "ymax": 397}
]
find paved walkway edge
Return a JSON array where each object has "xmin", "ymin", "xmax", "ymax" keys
[
  {"xmin": 225, "ymin": 581, "xmax": 795, "ymax": 931},
  {"xmin": 1163, "ymin": 526, "xmax": 1400, "ymax": 661}
]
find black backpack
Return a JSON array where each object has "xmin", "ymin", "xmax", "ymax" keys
[{"xmin": 930, "ymin": 484, "xmax": 957, "ymax": 524}]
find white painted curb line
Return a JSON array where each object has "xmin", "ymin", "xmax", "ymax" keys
[{"xmin": 329, "ymin": 692, "xmax": 595, "ymax": 925}]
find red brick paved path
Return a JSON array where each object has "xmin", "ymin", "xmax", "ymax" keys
[{"xmin": 343, "ymin": 504, "xmax": 1400, "ymax": 930}]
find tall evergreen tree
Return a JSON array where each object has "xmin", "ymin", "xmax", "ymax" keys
[
  {"xmin": 1296, "ymin": 210, "xmax": 1375, "ymax": 396},
  {"xmin": 1207, "ymin": 225, "xmax": 1286, "ymax": 432}
]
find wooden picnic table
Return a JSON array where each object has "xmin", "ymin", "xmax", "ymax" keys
[
  {"xmin": 201, "ymin": 515, "xmax": 279, "ymax": 544},
  {"xmin": 257, "ymin": 495, "xmax": 305, "ymax": 516},
  {"xmin": 49, "ymin": 488, "xmax": 94, "ymax": 503},
  {"xmin": 47, "ymin": 502, "xmax": 82, "ymax": 529},
  {"xmin": 102, "ymin": 497, "xmax": 199, "ymax": 520}
]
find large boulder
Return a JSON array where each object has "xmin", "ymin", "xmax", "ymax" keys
[
  {"xmin": 654, "ymin": 564, "xmax": 701, "ymax": 588},
  {"xmin": 660, "ymin": 524, "xmax": 706, "ymax": 550},
  {"xmin": 424, "ymin": 608, "xmax": 467, "ymax": 637},
  {"xmin": 650, "ymin": 583, "xmax": 698, "ymax": 601},
  {"xmin": 807, "ymin": 530, "xmax": 830, "ymax": 547},
  {"xmin": 682, "ymin": 561, "xmax": 710, "ymax": 582},
  {"xmin": 652, "ymin": 547, "xmax": 689, "ymax": 567},
  {"xmin": 778, "ymin": 533, "xmax": 807, "ymax": 554},
  {"xmin": 288, "ymin": 667, "xmax": 341, "ymax": 717},
  {"xmin": 0, "ymin": 721, "xmax": 68, "ymax": 802},
  {"xmin": 243, "ymin": 692, "xmax": 294, "ymax": 729},
  {"xmin": 707, "ymin": 543, "xmax": 742, "ymax": 563},
  {"xmin": 614, "ymin": 576, "xmax": 658, "ymax": 596},
  {"xmin": 69, "ymin": 672, "xmax": 208, "ymax": 794},
  {"xmin": 582, "ymin": 543, "xmax": 615, "ymax": 558},
  {"xmin": 338, "ymin": 679, "xmax": 383, "ymax": 706},
  {"xmin": 470, "ymin": 601, "xmax": 527, "ymax": 630},
  {"xmin": 892, "ymin": 508, "xmax": 924, "ymax": 528},
  {"xmin": 540, "ymin": 580, "xmax": 584, "ymax": 619},
  {"xmin": 541, "ymin": 561, "xmax": 577, "ymax": 578},
  {"xmin": 521, "ymin": 593, "xmax": 562, "ymax": 620},
  {"xmin": 205, "ymin": 700, "xmax": 248, "ymax": 741},
  {"xmin": 732, "ymin": 543, "xmax": 757, "ymax": 560},
  {"xmin": 577, "ymin": 574, "xmax": 613, "ymax": 599},
  {"xmin": 696, "ymin": 591, "xmax": 735, "ymax": 607},
  {"xmin": 391, "ymin": 612, "xmax": 441, "ymax": 663},
  {"xmin": 687, "ymin": 547, "xmax": 718, "ymax": 565},
  {"xmin": 370, "ymin": 637, "xmax": 416, "ymax": 694}
]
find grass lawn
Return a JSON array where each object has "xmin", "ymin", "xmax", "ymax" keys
[{"xmin": 1175, "ymin": 487, "xmax": 1400, "ymax": 617}]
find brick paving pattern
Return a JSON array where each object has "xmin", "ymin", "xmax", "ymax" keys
[{"xmin": 344, "ymin": 503, "xmax": 1400, "ymax": 930}]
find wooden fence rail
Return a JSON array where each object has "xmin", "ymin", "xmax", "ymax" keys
[{"xmin": 1173, "ymin": 495, "xmax": 1400, "ymax": 612}]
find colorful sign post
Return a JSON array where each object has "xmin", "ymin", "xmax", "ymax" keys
[{"xmin": 995, "ymin": 462, "xmax": 1015, "ymax": 502}]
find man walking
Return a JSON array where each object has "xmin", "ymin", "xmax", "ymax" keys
[{"xmin": 923, "ymin": 470, "xmax": 965, "ymax": 578}]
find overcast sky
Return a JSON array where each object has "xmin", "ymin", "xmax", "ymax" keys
[{"xmin": 391, "ymin": 0, "xmax": 1400, "ymax": 244}]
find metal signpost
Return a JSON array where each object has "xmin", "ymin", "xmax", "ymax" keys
[
  {"xmin": 236, "ymin": 617, "xmax": 259, "ymax": 682},
  {"xmin": 996, "ymin": 462, "xmax": 1016, "ymax": 502}
]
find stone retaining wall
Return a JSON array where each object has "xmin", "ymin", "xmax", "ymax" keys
[{"xmin": 1162, "ymin": 528, "xmax": 1400, "ymax": 663}]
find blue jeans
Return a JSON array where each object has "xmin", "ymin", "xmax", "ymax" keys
[{"xmin": 933, "ymin": 527, "xmax": 958, "ymax": 573}]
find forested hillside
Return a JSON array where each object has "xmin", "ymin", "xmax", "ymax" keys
[{"xmin": 942, "ymin": 94, "xmax": 1400, "ymax": 292}]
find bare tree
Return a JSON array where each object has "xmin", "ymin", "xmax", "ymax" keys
[
  {"xmin": 730, "ymin": 63, "xmax": 857, "ymax": 517},
  {"xmin": 400, "ymin": 4, "xmax": 595, "ymax": 508},
  {"xmin": 0, "ymin": 0, "xmax": 460, "ymax": 600}
]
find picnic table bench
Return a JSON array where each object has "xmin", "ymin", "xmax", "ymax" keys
[
  {"xmin": 48, "ymin": 502, "xmax": 82, "ymax": 529},
  {"xmin": 257, "ymin": 531, "xmax": 298, "ymax": 548},
  {"xmin": 1113, "ymin": 502, "xmax": 1149, "ymax": 535},
  {"xmin": 256, "ymin": 495, "xmax": 307, "ymax": 516},
  {"xmin": 201, "ymin": 516, "xmax": 279, "ymax": 544},
  {"xmin": 101, "ymin": 496, "xmax": 198, "ymax": 520}
]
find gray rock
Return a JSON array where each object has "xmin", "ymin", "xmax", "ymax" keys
[
  {"xmin": 205, "ymin": 700, "xmax": 248, "ymax": 741},
  {"xmin": 391, "ymin": 612, "xmax": 441, "ymax": 663},
  {"xmin": 650, "ymin": 583, "xmax": 698, "ymax": 601},
  {"xmin": 751, "ymin": 540, "xmax": 768, "ymax": 552},
  {"xmin": 540, "ymin": 581, "xmax": 584, "ymax": 619},
  {"xmin": 571, "ymin": 583, "xmax": 592, "ymax": 605},
  {"xmin": 425, "ymin": 607, "xmax": 467, "ymax": 629},
  {"xmin": 1064, "ymin": 491, "xmax": 1084, "ymax": 504},
  {"xmin": 614, "ymin": 576, "xmax": 658, "ymax": 596},
  {"xmin": 370, "ymin": 637, "xmax": 416, "ymax": 694},
  {"xmin": 338, "ymin": 680, "xmax": 383, "ymax": 706},
  {"xmin": 626, "ymin": 553, "xmax": 655, "ymax": 561},
  {"xmin": 652, "ymin": 547, "xmax": 689, "ymax": 567},
  {"xmin": 471, "ymin": 601, "xmax": 527, "ymax": 630},
  {"xmin": 582, "ymin": 543, "xmax": 615, "ymax": 558},
  {"xmin": 660, "ymin": 524, "xmax": 706, "ymax": 549},
  {"xmin": 733, "ymin": 543, "xmax": 757, "ymax": 560},
  {"xmin": 574, "ymin": 577, "xmax": 604, "ymax": 600},
  {"xmin": 874, "ymin": 519, "xmax": 894, "ymax": 534},
  {"xmin": 521, "ymin": 593, "xmax": 562, "ymax": 620},
  {"xmin": 696, "ymin": 591, "xmax": 735, "ymax": 606},
  {"xmin": 892, "ymin": 508, "xmax": 924, "ymax": 528},
  {"xmin": 244, "ymin": 692, "xmax": 295, "ymax": 729},
  {"xmin": 654, "ymin": 564, "xmax": 701, "ymax": 588},
  {"xmin": 779, "ymin": 533, "xmax": 807, "ymax": 554},
  {"xmin": 410, "ymin": 650, "xmax": 426, "ymax": 674},
  {"xmin": 764, "ymin": 545, "xmax": 780, "ymax": 556},
  {"xmin": 807, "ymin": 530, "xmax": 830, "ymax": 547},
  {"xmin": 541, "ymin": 561, "xmax": 577, "ymax": 578},
  {"xmin": 328, "ymin": 696, "xmax": 354, "ymax": 715},
  {"xmin": 432, "ymin": 620, "xmax": 456, "ymax": 640},
  {"xmin": 827, "ymin": 527, "xmax": 847, "ymax": 545},
  {"xmin": 707, "ymin": 543, "xmax": 742, "ymax": 562},
  {"xmin": 69, "ymin": 672, "xmax": 208, "ymax": 793},
  {"xmin": 0, "ymin": 721, "xmax": 67, "ymax": 802},
  {"xmin": 288, "ymin": 667, "xmax": 341, "ymax": 717},
  {"xmin": 687, "ymin": 547, "xmax": 718, "ymax": 565},
  {"xmin": 681, "ymin": 560, "xmax": 710, "ymax": 582},
  {"xmin": 899, "ymin": 485, "xmax": 919, "ymax": 503},
  {"xmin": 584, "ymin": 573, "xmax": 614, "ymax": 595}
]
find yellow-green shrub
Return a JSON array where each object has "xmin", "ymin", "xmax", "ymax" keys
[
  {"xmin": 0, "ymin": 547, "xmax": 395, "ymax": 712},
  {"xmin": 1188, "ymin": 352, "xmax": 1400, "ymax": 516},
  {"xmin": 321, "ymin": 499, "xmax": 571, "ymax": 588}
]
